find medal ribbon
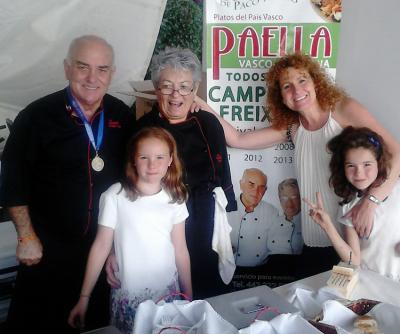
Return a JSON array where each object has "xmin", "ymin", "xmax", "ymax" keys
[{"xmin": 66, "ymin": 86, "xmax": 104, "ymax": 154}]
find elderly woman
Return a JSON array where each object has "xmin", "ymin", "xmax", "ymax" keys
[
  {"xmin": 198, "ymin": 53, "xmax": 400, "ymax": 278},
  {"xmin": 107, "ymin": 47, "xmax": 236, "ymax": 299}
]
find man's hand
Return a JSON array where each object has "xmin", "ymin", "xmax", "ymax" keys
[
  {"xmin": 105, "ymin": 252, "xmax": 121, "ymax": 288},
  {"xmin": 9, "ymin": 206, "xmax": 42, "ymax": 265},
  {"xmin": 344, "ymin": 196, "xmax": 376, "ymax": 238},
  {"xmin": 17, "ymin": 236, "xmax": 43, "ymax": 266}
]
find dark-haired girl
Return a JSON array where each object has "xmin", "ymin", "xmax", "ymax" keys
[{"xmin": 305, "ymin": 126, "xmax": 400, "ymax": 281}]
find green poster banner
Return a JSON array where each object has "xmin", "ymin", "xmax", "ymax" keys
[{"xmin": 204, "ymin": 0, "xmax": 342, "ymax": 289}]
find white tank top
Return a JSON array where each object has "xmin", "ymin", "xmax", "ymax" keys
[{"xmin": 294, "ymin": 112, "xmax": 343, "ymax": 247}]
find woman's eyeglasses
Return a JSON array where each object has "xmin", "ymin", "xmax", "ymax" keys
[{"xmin": 158, "ymin": 85, "xmax": 194, "ymax": 96}]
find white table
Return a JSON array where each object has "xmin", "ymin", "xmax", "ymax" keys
[
  {"xmin": 84, "ymin": 269, "xmax": 400, "ymax": 333},
  {"xmin": 274, "ymin": 268, "xmax": 400, "ymax": 306}
]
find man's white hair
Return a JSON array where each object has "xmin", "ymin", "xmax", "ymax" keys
[{"xmin": 65, "ymin": 35, "xmax": 115, "ymax": 65}]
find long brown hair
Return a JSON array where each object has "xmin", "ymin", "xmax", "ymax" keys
[
  {"xmin": 328, "ymin": 126, "xmax": 392, "ymax": 204},
  {"xmin": 122, "ymin": 127, "xmax": 187, "ymax": 203},
  {"xmin": 266, "ymin": 52, "xmax": 347, "ymax": 129}
]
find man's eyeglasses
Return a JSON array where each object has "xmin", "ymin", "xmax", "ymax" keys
[{"xmin": 158, "ymin": 85, "xmax": 194, "ymax": 96}]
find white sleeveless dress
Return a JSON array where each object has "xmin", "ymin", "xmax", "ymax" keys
[
  {"xmin": 338, "ymin": 180, "xmax": 400, "ymax": 281},
  {"xmin": 294, "ymin": 112, "xmax": 343, "ymax": 247}
]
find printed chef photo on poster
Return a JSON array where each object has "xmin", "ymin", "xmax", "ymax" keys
[
  {"xmin": 204, "ymin": 0, "xmax": 342, "ymax": 290},
  {"xmin": 227, "ymin": 162, "xmax": 304, "ymax": 289}
]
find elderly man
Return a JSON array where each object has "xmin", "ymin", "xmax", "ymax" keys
[
  {"xmin": 266, "ymin": 178, "xmax": 303, "ymax": 255},
  {"xmin": 228, "ymin": 168, "xmax": 280, "ymax": 267},
  {"xmin": 0, "ymin": 35, "xmax": 134, "ymax": 333}
]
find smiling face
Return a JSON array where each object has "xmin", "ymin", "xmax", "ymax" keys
[
  {"xmin": 64, "ymin": 38, "xmax": 114, "ymax": 114},
  {"xmin": 134, "ymin": 137, "xmax": 172, "ymax": 194},
  {"xmin": 279, "ymin": 67, "xmax": 318, "ymax": 112},
  {"xmin": 156, "ymin": 67, "xmax": 198, "ymax": 124},
  {"xmin": 344, "ymin": 147, "xmax": 378, "ymax": 191}
]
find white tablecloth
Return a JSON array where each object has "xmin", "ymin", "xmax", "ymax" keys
[
  {"xmin": 83, "ymin": 269, "xmax": 400, "ymax": 334},
  {"xmin": 274, "ymin": 268, "xmax": 400, "ymax": 306}
]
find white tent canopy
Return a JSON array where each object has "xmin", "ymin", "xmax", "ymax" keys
[{"xmin": 0, "ymin": 0, "xmax": 166, "ymax": 150}]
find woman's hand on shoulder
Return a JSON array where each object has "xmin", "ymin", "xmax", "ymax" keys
[{"xmin": 190, "ymin": 96, "xmax": 216, "ymax": 114}]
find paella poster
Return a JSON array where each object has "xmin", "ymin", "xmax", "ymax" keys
[{"xmin": 204, "ymin": 0, "xmax": 342, "ymax": 289}]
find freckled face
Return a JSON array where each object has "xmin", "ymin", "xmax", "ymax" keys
[
  {"xmin": 134, "ymin": 138, "xmax": 172, "ymax": 188},
  {"xmin": 279, "ymin": 67, "xmax": 318, "ymax": 112},
  {"xmin": 344, "ymin": 148, "xmax": 378, "ymax": 191},
  {"xmin": 156, "ymin": 68, "xmax": 198, "ymax": 124}
]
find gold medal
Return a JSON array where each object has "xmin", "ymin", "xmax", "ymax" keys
[{"xmin": 91, "ymin": 154, "xmax": 104, "ymax": 172}]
